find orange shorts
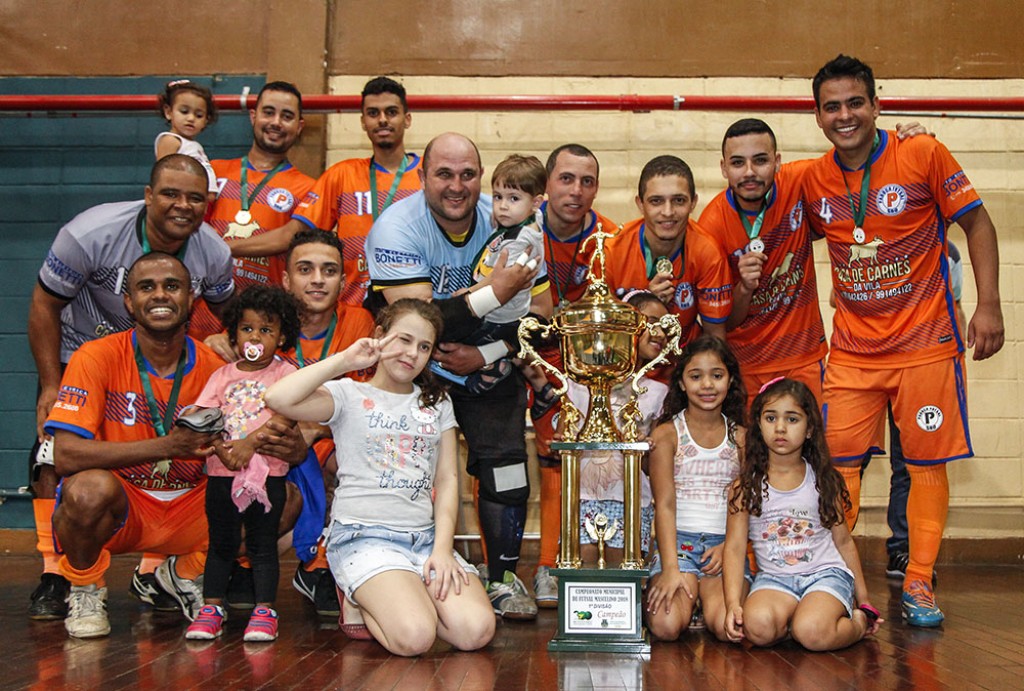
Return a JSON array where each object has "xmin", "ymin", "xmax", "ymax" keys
[
  {"xmin": 102, "ymin": 477, "xmax": 208, "ymax": 556},
  {"xmin": 744, "ymin": 359, "xmax": 825, "ymax": 412},
  {"xmin": 823, "ymin": 356, "xmax": 970, "ymax": 465}
]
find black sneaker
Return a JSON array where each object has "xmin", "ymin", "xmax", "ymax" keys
[
  {"xmin": 129, "ymin": 568, "xmax": 180, "ymax": 612},
  {"xmin": 29, "ymin": 573, "xmax": 70, "ymax": 620},
  {"xmin": 226, "ymin": 565, "xmax": 256, "ymax": 611},
  {"xmin": 886, "ymin": 551, "xmax": 937, "ymax": 586},
  {"xmin": 292, "ymin": 566, "xmax": 341, "ymax": 617}
]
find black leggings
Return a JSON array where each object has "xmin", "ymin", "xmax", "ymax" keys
[{"xmin": 203, "ymin": 475, "xmax": 286, "ymax": 604}]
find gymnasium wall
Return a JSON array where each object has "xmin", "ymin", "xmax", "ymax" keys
[{"xmin": 0, "ymin": 1, "xmax": 1020, "ymax": 544}]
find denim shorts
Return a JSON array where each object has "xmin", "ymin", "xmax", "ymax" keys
[
  {"xmin": 648, "ymin": 531, "xmax": 729, "ymax": 579},
  {"xmin": 325, "ymin": 522, "xmax": 477, "ymax": 602},
  {"xmin": 749, "ymin": 566, "xmax": 855, "ymax": 616},
  {"xmin": 579, "ymin": 500, "xmax": 655, "ymax": 551}
]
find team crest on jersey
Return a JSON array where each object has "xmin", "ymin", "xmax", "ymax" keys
[
  {"xmin": 266, "ymin": 188, "xmax": 295, "ymax": 213},
  {"xmin": 675, "ymin": 281, "xmax": 695, "ymax": 311},
  {"xmin": 916, "ymin": 405, "xmax": 943, "ymax": 432},
  {"xmin": 876, "ymin": 184, "xmax": 907, "ymax": 216},
  {"xmin": 788, "ymin": 200, "xmax": 804, "ymax": 231},
  {"xmin": 572, "ymin": 264, "xmax": 588, "ymax": 286}
]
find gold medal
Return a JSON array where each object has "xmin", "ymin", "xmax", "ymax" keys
[
  {"xmin": 655, "ymin": 256, "xmax": 673, "ymax": 275},
  {"xmin": 235, "ymin": 210, "xmax": 253, "ymax": 225}
]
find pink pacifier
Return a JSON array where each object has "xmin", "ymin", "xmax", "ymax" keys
[{"xmin": 243, "ymin": 342, "xmax": 265, "ymax": 362}]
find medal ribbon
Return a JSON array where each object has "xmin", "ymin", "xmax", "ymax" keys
[
  {"xmin": 295, "ymin": 313, "xmax": 337, "ymax": 368},
  {"xmin": 736, "ymin": 186, "xmax": 775, "ymax": 240},
  {"xmin": 239, "ymin": 156, "xmax": 288, "ymax": 214},
  {"xmin": 542, "ymin": 208, "xmax": 587, "ymax": 308},
  {"xmin": 640, "ymin": 225, "xmax": 682, "ymax": 280},
  {"xmin": 369, "ymin": 155, "xmax": 410, "ymax": 220},
  {"xmin": 133, "ymin": 337, "xmax": 187, "ymax": 437},
  {"xmin": 140, "ymin": 217, "xmax": 189, "ymax": 259},
  {"xmin": 842, "ymin": 132, "xmax": 881, "ymax": 230}
]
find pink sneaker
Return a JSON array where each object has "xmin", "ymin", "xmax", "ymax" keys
[
  {"xmin": 185, "ymin": 605, "xmax": 225, "ymax": 640},
  {"xmin": 243, "ymin": 606, "xmax": 279, "ymax": 642}
]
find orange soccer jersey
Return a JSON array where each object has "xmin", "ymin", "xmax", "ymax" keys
[
  {"xmin": 603, "ymin": 219, "xmax": 732, "ymax": 346},
  {"xmin": 698, "ymin": 160, "xmax": 827, "ymax": 374},
  {"xmin": 44, "ymin": 331, "xmax": 225, "ymax": 492},
  {"xmin": 804, "ymin": 130, "xmax": 980, "ymax": 369},
  {"xmin": 190, "ymin": 158, "xmax": 315, "ymax": 340},
  {"xmin": 294, "ymin": 155, "xmax": 423, "ymax": 307},
  {"xmin": 278, "ymin": 303, "xmax": 376, "ymax": 377},
  {"xmin": 540, "ymin": 204, "xmax": 619, "ymax": 308}
]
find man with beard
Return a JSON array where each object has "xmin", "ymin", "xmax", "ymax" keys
[
  {"xmin": 366, "ymin": 132, "xmax": 542, "ymax": 621},
  {"xmin": 190, "ymin": 81, "xmax": 314, "ymax": 341},
  {"xmin": 26, "ymin": 155, "xmax": 234, "ymax": 620},
  {"xmin": 45, "ymin": 253, "xmax": 225, "ymax": 638},
  {"xmin": 227, "ymin": 77, "xmax": 421, "ymax": 308}
]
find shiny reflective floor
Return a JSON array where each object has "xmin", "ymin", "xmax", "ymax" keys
[{"xmin": 1, "ymin": 555, "xmax": 1021, "ymax": 690}]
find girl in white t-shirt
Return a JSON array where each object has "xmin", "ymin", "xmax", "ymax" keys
[
  {"xmin": 155, "ymin": 79, "xmax": 218, "ymax": 195},
  {"xmin": 646, "ymin": 335, "xmax": 748, "ymax": 641},
  {"xmin": 265, "ymin": 299, "xmax": 495, "ymax": 656},
  {"xmin": 723, "ymin": 378, "xmax": 882, "ymax": 650}
]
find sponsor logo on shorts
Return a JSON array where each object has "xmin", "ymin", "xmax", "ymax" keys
[
  {"xmin": 876, "ymin": 184, "xmax": 907, "ymax": 216},
  {"xmin": 266, "ymin": 188, "xmax": 295, "ymax": 212},
  {"xmin": 916, "ymin": 405, "xmax": 944, "ymax": 432}
]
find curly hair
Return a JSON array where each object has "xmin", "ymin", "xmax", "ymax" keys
[
  {"xmin": 656, "ymin": 335, "xmax": 746, "ymax": 437},
  {"xmin": 729, "ymin": 378, "xmax": 850, "ymax": 527},
  {"xmin": 158, "ymin": 79, "xmax": 218, "ymax": 125},
  {"xmin": 223, "ymin": 285, "xmax": 301, "ymax": 352},
  {"xmin": 375, "ymin": 298, "xmax": 448, "ymax": 408}
]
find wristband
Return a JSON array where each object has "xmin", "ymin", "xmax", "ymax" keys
[
  {"xmin": 467, "ymin": 285, "xmax": 501, "ymax": 317},
  {"xmin": 858, "ymin": 603, "xmax": 880, "ymax": 622},
  {"xmin": 477, "ymin": 340, "xmax": 509, "ymax": 365}
]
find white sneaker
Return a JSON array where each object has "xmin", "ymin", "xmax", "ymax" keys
[
  {"xmin": 65, "ymin": 584, "xmax": 110, "ymax": 638},
  {"xmin": 533, "ymin": 566, "xmax": 559, "ymax": 609},
  {"xmin": 487, "ymin": 571, "xmax": 538, "ymax": 621},
  {"xmin": 155, "ymin": 555, "xmax": 205, "ymax": 621}
]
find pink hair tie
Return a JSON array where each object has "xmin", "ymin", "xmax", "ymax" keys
[
  {"xmin": 167, "ymin": 79, "xmax": 192, "ymax": 88},
  {"xmin": 758, "ymin": 376, "xmax": 785, "ymax": 394}
]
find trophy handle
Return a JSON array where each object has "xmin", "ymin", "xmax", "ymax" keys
[
  {"xmin": 516, "ymin": 317, "xmax": 583, "ymax": 441},
  {"xmin": 623, "ymin": 314, "xmax": 683, "ymax": 439}
]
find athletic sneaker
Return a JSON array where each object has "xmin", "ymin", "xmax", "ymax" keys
[
  {"xmin": 226, "ymin": 565, "xmax": 256, "ymax": 611},
  {"xmin": 29, "ymin": 572, "xmax": 70, "ymax": 620},
  {"xmin": 476, "ymin": 563, "xmax": 490, "ymax": 589},
  {"xmin": 533, "ymin": 566, "xmax": 558, "ymax": 609},
  {"xmin": 688, "ymin": 603, "xmax": 706, "ymax": 631},
  {"xmin": 154, "ymin": 555, "xmax": 205, "ymax": 621},
  {"xmin": 887, "ymin": 551, "xmax": 937, "ymax": 586},
  {"xmin": 129, "ymin": 568, "xmax": 180, "ymax": 612},
  {"xmin": 185, "ymin": 605, "xmax": 226, "ymax": 640},
  {"xmin": 488, "ymin": 571, "xmax": 538, "ymax": 621},
  {"xmin": 902, "ymin": 579, "xmax": 944, "ymax": 627},
  {"xmin": 243, "ymin": 606, "xmax": 279, "ymax": 642},
  {"xmin": 292, "ymin": 565, "xmax": 341, "ymax": 617},
  {"xmin": 65, "ymin": 584, "xmax": 110, "ymax": 639}
]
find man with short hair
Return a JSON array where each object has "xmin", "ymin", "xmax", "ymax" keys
[
  {"xmin": 698, "ymin": 118, "xmax": 827, "ymax": 407},
  {"xmin": 366, "ymin": 132, "xmax": 542, "ymax": 620},
  {"xmin": 803, "ymin": 54, "xmax": 1004, "ymax": 627},
  {"xmin": 190, "ymin": 81, "xmax": 315, "ymax": 341},
  {"xmin": 228, "ymin": 76, "xmax": 421, "ymax": 307},
  {"xmin": 26, "ymin": 154, "xmax": 234, "ymax": 620},
  {"xmin": 603, "ymin": 155, "xmax": 732, "ymax": 344},
  {"xmin": 45, "ymin": 253, "xmax": 225, "ymax": 638}
]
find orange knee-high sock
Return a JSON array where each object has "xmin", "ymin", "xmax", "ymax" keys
[
  {"xmin": 33, "ymin": 498, "xmax": 61, "ymax": 574},
  {"xmin": 472, "ymin": 477, "xmax": 488, "ymax": 564},
  {"xmin": 538, "ymin": 466, "xmax": 561, "ymax": 568},
  {"xmin": 174, "ymin": 552, "xmax": 206, "ymax": 581},
  {"xmin": 836, "ymin": 465, "xmax": 862, "ymax": 530},
  {"xmin": 138, "ymin": 554, "xmax": 165, "ymax": 574},
  {"xmin": 302, "ymin": 543, "xmax": 329, "ymax": 571},
  {"xmin": 904, "ymin": 464, "xmax": 949, "ymax": 588},
  {"xmin": 59, "ymin": 550, "xmax": 111, "ymax": 588}
]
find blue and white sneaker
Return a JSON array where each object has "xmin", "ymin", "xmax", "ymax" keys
[{"xmin": 902, "ymin": 579, "xmax": 944, "ymax": 627}]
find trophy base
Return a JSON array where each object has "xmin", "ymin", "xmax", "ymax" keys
[{"xmin": 548, "ymin": 567, "xmax": 650, "ymax": 655}]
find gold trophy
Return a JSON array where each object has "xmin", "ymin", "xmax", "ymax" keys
[{"xmin": 518, "ymin": 226, "xmax": 682, "ymax": 653}]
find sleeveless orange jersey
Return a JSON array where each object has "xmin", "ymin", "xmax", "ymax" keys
[
  {"xmin": 191, "ymin": 158, "xmax": 314, "ymax": 340},
  {"xmin": 804, "ymin": 130, "xmax": 980, "ymax": 369},
  {"xmin": 698, "ymin": 159, "xmax": 827, "ymax": 374},
  {"xmin": 603, "ymin": 219, "xmax": 732, "ymax": 346},
  {"xmin": 294, "ymin": 155, "xmax": 422, "ymax": 307},
  {"xmin": 45, "ymin": 331, "xmax": 224, "ymax": 492}
]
